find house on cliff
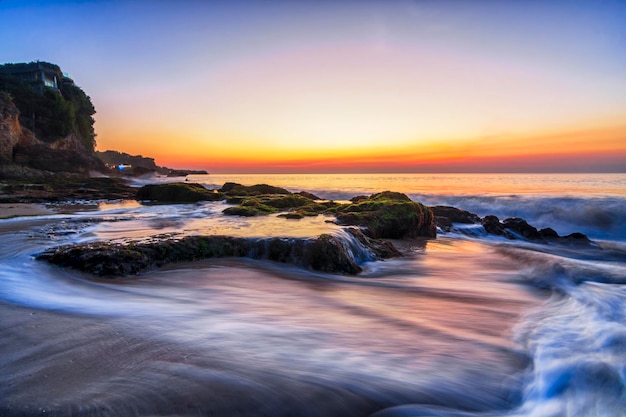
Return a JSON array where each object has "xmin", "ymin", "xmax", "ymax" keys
[{"xmin": 0, "ymin": 61, "xmax": 74, "ymax": 94}]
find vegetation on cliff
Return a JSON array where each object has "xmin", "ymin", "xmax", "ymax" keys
[{"xmin": 0, "ymin": 62, "xmax": 96, "ymax": 149}]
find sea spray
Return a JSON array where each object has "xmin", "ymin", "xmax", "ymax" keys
[{"xmin": 513, "ymin": 282, "xmax": 626, "ymax": 417}]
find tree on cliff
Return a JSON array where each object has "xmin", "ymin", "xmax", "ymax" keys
[{"xmin": 0, "ymin": 62, "xmax": 96, "ymax": 150}]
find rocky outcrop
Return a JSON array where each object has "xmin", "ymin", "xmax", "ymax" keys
[
  {"xmin": 431, "ymin": 205, "xmax": 481, "ymax": 232},
  {"xmin": 335, "ymin": 191, "xmax": 437, "ymax": 239},
  {"xmin": 136, "ymin": 182, "xmax": 223, "ymax": 203},
  {"xmin": 219, "ymin": 182, "xmax": 291, "ymax": 196},
  {"xmin": 430, "ymin": 204, "xmax": 592, "ymax": 245},
  {"xmin": 0, "ymin": 176, "xmax": 136, "ymax": 203},
  {"xmin": 220, "ymin": 187, "xmax": 436, "ymax": 239},
  {"xmin": 0, "ymin": 94, "xmax": 39, "ymax": 163},
  {"xmin": 222, "ymin": 193, "xmax": 326, "ymax": 217},
  {"xmin": 0, "ymin": 93, "xmax": 104, "ymax": 177},
  {"xmin": 166, "ymin": 169, "xmax": 208, "ymax": 177},
  {"xmin": 36, "ymin": 228, "xmax": 402, "ymax": 276},
  {"xmin": 0, "ymin": 62, "xmax": 110, "ymax": 177},
  {"xmin": 480, "ymin": 214, "xmax": 591, "ymax": 245}
]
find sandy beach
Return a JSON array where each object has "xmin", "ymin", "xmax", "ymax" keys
[{"xmin": 0, "ymin": 203, "xmax": 55, "ymax": 219}]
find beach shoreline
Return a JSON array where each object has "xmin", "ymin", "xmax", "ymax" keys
[{"xmin": 0, "ymin": 203, "xmax": 56, "ymax": 219}]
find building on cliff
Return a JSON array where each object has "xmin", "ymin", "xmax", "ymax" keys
[{"xmin": 0, "ymin": 61, "xmax": 74, "ymax": 94}]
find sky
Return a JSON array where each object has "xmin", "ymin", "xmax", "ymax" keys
[{"xmin": 1, "ymin": 0, "xmax": 625, "ymax": 173}]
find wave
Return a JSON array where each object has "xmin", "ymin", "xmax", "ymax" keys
[
  {"xmin": 371, "ymin": 250, "xmax": 626, "ymax": 417},
  {"xmin": 118, "ymin": 174, "xmax": 626, "ymax": 241},
  {"xmin": 410, "ymin": 194, "xmax": 626, "ymax": 242}
]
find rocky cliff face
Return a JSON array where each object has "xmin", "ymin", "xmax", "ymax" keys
[
  {"xmin": 0, "ymin": 93, "xmax": 40, "ymax": 162},
  {"xmin": 0, "ymin": 94, "xmax": 104, "ymax": 178}
]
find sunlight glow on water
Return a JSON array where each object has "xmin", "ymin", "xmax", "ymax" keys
[{"xmin": 185, "ymin": 173, "xmax": 626, "ymax": 198}]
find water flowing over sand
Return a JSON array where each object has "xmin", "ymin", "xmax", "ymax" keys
[{"xmin": 1, "ymin": 173, "xmax": 624, "ymax": 417}]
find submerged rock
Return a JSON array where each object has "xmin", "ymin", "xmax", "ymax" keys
[
  {"xmin": 502, "ymin": 217, "xmax": 543, "ymax": 240},
  {"xmin": 136, "ymin": 182, "xmax": 223, "ymax": 203},
  {"xmin": 344, "ymin": 227, "xmax": 402, "ymax": 259},
  {"xmin": 431, "ymin": 206, "xmax": 481, "ymax": 224},
  {"xmin": 479, "ymin": 214, "xmax": 591, "ymax": 245},
  {"xmin": 37, "ymin": 228, "xmax": 402, "ymax": 277},
  {"xmin": 335, "ymin": 191, "xmax": 436, "ymax": 239},
  {"xmin": 296, "ymin": 191, "xmax": 322, "ymax": 200},
  {"xmin": 481, "ymin": 215, "xmax": 511, "ymax": 238}
]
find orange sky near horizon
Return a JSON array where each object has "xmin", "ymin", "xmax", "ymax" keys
[{"xmin": 97, "ymin": 122, "xmax": 626, "ymax": 173}]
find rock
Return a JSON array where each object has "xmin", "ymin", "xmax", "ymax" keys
[
  {"xmin": 481, "ymin": 215, "xmax": 509, "ymax": 237},
  {"xmin": 0, "ymin": 93, "xmax": 29, "ymax": 162},
  {"xmin": 344, "ymin": 228, "xmax": 402, "ymax": 259},
  {"xmin": 223, "ymin": 193, "xmax": 335, "ymax": 217},
  {"xmin": 434, "ymin": 216, "xmax": 453, "ymax": 232},
  {"xmin": 479, "ymin": 215, "xmax": 593, "ymax": 246},
  {"xmin": 136, "ymin": 182, "xmax": 223, "ymax": 203},
  {"xmin": 301, "ymin": 234, "xmax": 362, "ymax": 274},
  {"xmin": 296, "ymin": 191, "xmax": 321, "ymax": 200},
  {"xmin": 430, "ymin": 205, "xmax": 480, "ymax": 224},
  {"xmin": 0, "ymin": 176, "xmax": 136, "ymax": 202},
  {"xmin": 502, "ymin": 217, "xmax": 542, "ymax": 240},
  {"xmin": 36, "ymin": 231, "xmax": 403, "ymax": 276},
  {"xmin": 335, "ymin": 191, "xmax": 436, "ymax": 239},
  {"xmin": 349, "ymin": 195, "xmax": 369, "ymax": 203},
  {"xmin": 278, "ymin": 212, "xmax": 305, "ymax": 219},
  {"xmin": 166, "ymin": 169, "xmax": 208, "ymax": 177},
  {"xmin": 12, "ymin": 143, "xmax": 103, "ymax": 174},
  {"xmin": 562, "ymin": 232, "xmax": 591, "ymax": 244},
  {"xmin": 539, "ymin": 227, "xmax": 559, "ymax": 239},
  {"xmin": 223, "ymin": 198, "xmax": 277, "ymax": 216},
  {"xmin": 259, "ymin": 194, "xmax": 313, "ymax": 209},
  {"xmin": 219, "ymin": 182, "xmax": 290, "ymax": 196},
  {"xmin": 130, "ymin": 166, "xmax": 157, "ymax": 177},
  {"xmin": 1, "ymin": 66, "xmax": 106, "ymax": 175}
]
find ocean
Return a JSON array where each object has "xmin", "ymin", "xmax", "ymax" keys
[{"xmin": 1, "ymin": 173, "xmax": 625, "ymax": 417}]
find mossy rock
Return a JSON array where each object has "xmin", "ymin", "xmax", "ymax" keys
[
  {"xmin": 302, "ymin": 234, "xmax": 361, "ymax": 274},
  {"xmin": 137, "ymin": 182, "xmax": 222, "ymax": 203},
  {"xmin": 296, "ymin": 191, "xmax": 321, "ymax": 200},
  {"xmin": 258, "ymin": 194, "xmax": 312, "ymax": 209},
  {"xmin": 37, "ymin": 233, "xmax": 371, "ymax": 276},
  {"xmin": 336, "ymin": 191, "xmax": 436, "ymax": 239},
  {"xmin": 278, "ymin": 212, "xmax": 305, "ymax": 219},
  {"xmin": 369, "ymin": 191, "xmax": 413, "ymax": 202},
  {"xmin": 219, "ymin": 182, "xmax": 290, "ymax": 196},
  {"xmin": 224, "ymin": 194, "xmax": 330, "ymax": 217},
  {"xmin": 223, "ymin": 198, "xmax": 277, "ymax": 216}
]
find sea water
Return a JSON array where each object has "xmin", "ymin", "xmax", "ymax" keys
[{"xmin": 0, "ymin": 173, "xmax": 624, "ymax": 416}]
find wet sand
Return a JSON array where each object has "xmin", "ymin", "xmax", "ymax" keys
[
  {"xmin": 0, "ymin": 250, "xmax": 539, "ymax": 417},
  {"xmin": 0, "ymin": 301, "xmax": 389, "ymax": 417},
  {"xmin": 0, "ymin": 203, "xmax": 55, "ymax": 219}
]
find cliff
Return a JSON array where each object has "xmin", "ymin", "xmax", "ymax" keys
[
  {"xmin": 0, "ymin": 62, "xmax": 105, "ymax": 178},
  {"xmin": 96, "ymin": 150, "xmax": 208, "ymax": 177}
]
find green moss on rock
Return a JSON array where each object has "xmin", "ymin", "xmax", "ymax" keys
[
  {"xmin": 136, "ymin": 182, "xmax": 222, "ymax": 203},
  {"xmin": 223, "ymin": 198, "xmax": 277, "ymax": 216},
  {"xmin": 37, "ymin": 233, "xmax": 373, "ymax": 276},
  {"xmin": 335, "ymin": 191, "xmax": 436, "ymax": 239},
  {"xmin": 219, "ymin": 182, "xmax": 290, "ymax": 196}
]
